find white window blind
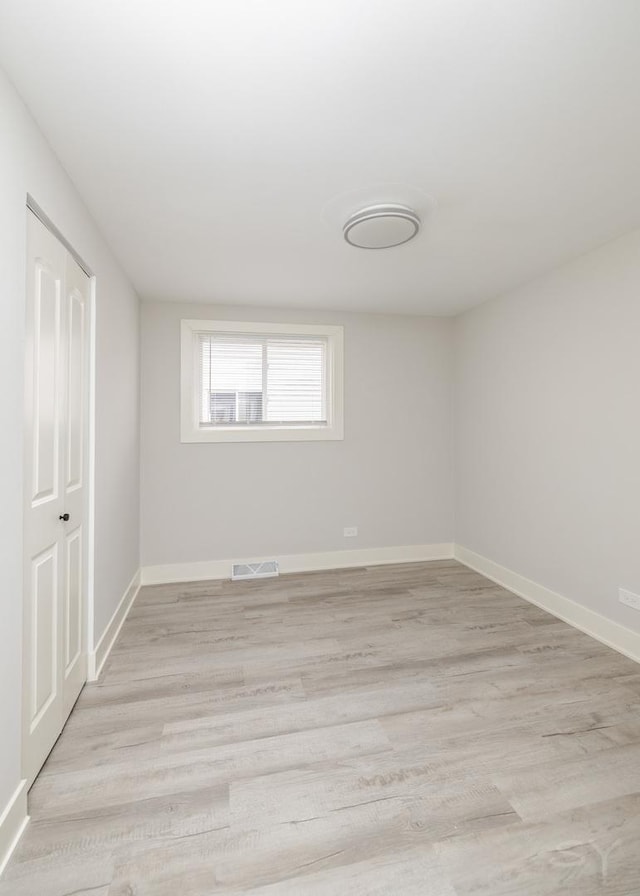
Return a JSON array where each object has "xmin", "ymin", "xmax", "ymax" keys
[{"xmin": 199, "ymin": 333, "xmax": 327, "ymax": 426}]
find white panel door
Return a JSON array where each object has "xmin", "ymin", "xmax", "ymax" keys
[
  {"xmin": 61, "ymin": 252, "xmax": 89, "ymax": 718},
  {"xmin": 23, "ymin": 212, "xmax": 90, "ymax": 786}
]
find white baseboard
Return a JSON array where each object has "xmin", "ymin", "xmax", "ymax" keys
[
  {"xmin": 88, "ymin": 568, "xmax": 141, "ymax": 681},
  {"xmin": 454, "ymin": 544, "xmax": 640, "ymax": 665},
  {"xmin": 141, "ymin": 543, "xmax": 454, "ymax": 586},
  {"xmin": 0, "ymin": 780, "xmax": 28, "ymax": 877}
]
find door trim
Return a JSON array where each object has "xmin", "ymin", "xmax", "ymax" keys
[
  {"xmin": 86, "ymin": 266, "xmax": 97, "ymax": 677},
  {"xmin": 26, "ymin": 196, "xmax": 94, "ymax": 277}
]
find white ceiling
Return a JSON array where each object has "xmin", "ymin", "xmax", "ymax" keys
[{"xmin": 2, "ymin": 1, "xmax": 640, "ymax": 315}]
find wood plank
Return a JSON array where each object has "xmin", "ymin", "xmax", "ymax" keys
[{"xmin": 3, "ymin": 560, "xmax": 640, "ymax": 895}]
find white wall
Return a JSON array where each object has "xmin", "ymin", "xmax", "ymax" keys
[
  {"xmin": 141, "ymin": 302, "xmax": 454, "ymax": 567},
  {"xmin": 0, "ymin": 67, "xmax": 140, "ymax": 814},
  {"xmin": 455, "ymin": 228, "xmax": 640, "ymax": 632}
]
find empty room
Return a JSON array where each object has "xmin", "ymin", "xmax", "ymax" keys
[{"xmin": 1, "ymin": 1, "xmax": 640, "ymax": 893}]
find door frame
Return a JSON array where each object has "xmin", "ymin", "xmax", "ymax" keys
[{"xmin": 23, "ymin": 196, "xmax": 97, "ymax": 778}]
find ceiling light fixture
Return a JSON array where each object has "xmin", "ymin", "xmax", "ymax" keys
[{"xmin": 343, "ymin": 204, "xmax": 421, "ymax": 249}]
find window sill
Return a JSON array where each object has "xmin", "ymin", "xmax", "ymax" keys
[{"xmin": 180, "ymin": 423, "xmax": 344, "ymax": 444}]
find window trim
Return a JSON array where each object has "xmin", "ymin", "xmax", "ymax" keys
[{"xmin": 180, "ymin": 319, "xmax": 344, "ymax": 443}]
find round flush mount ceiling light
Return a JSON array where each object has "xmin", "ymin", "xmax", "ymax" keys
[{"xmin": 343, "ymin": 204, "xmax": 421, "ymax": 249}]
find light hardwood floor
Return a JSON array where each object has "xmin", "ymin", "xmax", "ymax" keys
[{"xmin": 4, "ymin": 560, "xmax": 640, "ymax": 895}]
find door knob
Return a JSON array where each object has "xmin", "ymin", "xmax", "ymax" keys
[{"xmin": 59, "ymin": 513, "xmax": 70, "ymax": 522}]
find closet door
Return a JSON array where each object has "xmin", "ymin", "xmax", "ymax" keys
[
  {"xmin": 61, "ymin": 252, "xmax": 89, "ymax": 718},
  {"xmin": 23, "ymin": 211, "xmax": 90, "ymax": 786}
]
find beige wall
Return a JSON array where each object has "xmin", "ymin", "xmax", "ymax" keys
[
  {"xmin": 454, "ymin": 227, "xmax": 640, "ymax": 632},
  {"xmin": 0, "ymin": 66, "xmax": 140, "ymax": 810},
  {"xmin": 140, "ymin": 302, "xmax": 454, "ymax": 566}
]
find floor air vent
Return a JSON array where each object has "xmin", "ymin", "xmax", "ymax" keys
[{"xmin": 231, "ymin": 560, "xmax": 279, "ymax": 581}]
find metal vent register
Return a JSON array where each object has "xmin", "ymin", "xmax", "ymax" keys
[{"xmin": 231, "ymin": 560, "xmax": 279, "ymax": 581}]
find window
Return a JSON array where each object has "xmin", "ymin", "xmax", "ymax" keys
[{"xmin": 181, "ymin": 320, "xmax": 344, "ymax": 442}]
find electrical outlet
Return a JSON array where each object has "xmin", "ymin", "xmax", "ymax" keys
[
  {"xmin": 343, "ymin": 526, "xmax": 358, "ymax": 537},
  {"xmin": 619, "ymin": 588, "xmax": 640, "ymax": 611}
]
